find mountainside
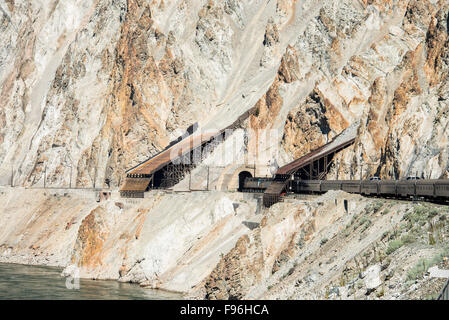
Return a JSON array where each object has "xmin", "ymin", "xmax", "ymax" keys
[
  {"xmin": 0, "ymin": 0, "xmax": 449, "ymax": 301},
  {"xmin": 0, "ymin": 0, "xmax": 448, "ymax": 188}
]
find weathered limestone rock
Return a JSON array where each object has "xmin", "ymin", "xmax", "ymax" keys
[
  {"xmin": 0, "ymin": 0, "xmax": 447, "ymax": 188},
  {"xmin": 363, "ymin": 264, "xmax": 382, "ymax": 292}
]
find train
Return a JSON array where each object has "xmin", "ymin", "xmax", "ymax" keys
[
  {"xmin": 291, "ymin": 179, "xmax": 449, "ymax": 200},
  {"xmin": 239, "ymin": 177, "xmax": 273, "ymax": 192},
  {"xmin": 242, "ymin": 177, "xmax": 449, "ymax": 200}
]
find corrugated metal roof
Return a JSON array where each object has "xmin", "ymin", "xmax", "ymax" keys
[
  {"xmin": 127, "ymin": 131, "xmax": 220, "ymax": 176},
  {"xmin": 120, "ymin": 177, "xmax": 152, "ymax": 191},
  {"xmin": 276, "ymin": 121, "xmax": 359, "ymax": 175}
]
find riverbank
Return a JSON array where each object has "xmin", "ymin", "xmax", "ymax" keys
[
  {"xmin": 0, "ymin": 187, "xmax": 260, "ymax": 293},
  {"xmin": 0, "ymin": 262, "xmax": 181, "ymax": 299},
  {"xmin": 1, "ymin": 187, "xmax": 448, "ymax": 299}
]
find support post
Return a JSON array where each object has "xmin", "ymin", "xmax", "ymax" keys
[
  {"xmin": 254, "ymin": 159, "xmax": 256, "ymax": 177},
  {"xmin": 318, "ymin": 158, "xmax": 321, "ymax": 177},
  {"xmin": 336, "ymin": 159, "xmax": 339, "ymax": 180},
  {"xmin": 324, "ymin": 155, "xmax": 328, "ymax": 178},
  {"xmin": 206, "ymin": 166, "xmax": 209, "ymax": 191}
]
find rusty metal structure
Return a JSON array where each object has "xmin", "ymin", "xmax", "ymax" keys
[
  {"xmin": 262, "ymin": 122, "xmax": 359, "ymax": 207},
  {"xmin": 120, "ymin": 106, "xmax": 258, "ymax": 197},
  {"xmin": 120, "ymin": 132, "xmax": 218, "ymax": 197}
]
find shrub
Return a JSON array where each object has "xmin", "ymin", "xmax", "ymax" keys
[
  {"xmin": 428, "ymin": 209, "xmax": 439, "ymax": 219},
  {"xmin": 385, "ymin": 233, "xmax": 416, "ymax": 255},
  {"xmin": 360, "ymin": 219, "xmax": 372, "ymax": 233},
  {"xmin": 372, "ymin": 201, "xmax": 384, "ymax": 213},
  {"xmin": 406, "ymin": 248, "xmax": 449, "ymax": 281},
  {"xmin": 320, "ymin": 238, "xmax": 328, "ymax": 246},
  {"xmin": 359, "ymin": 216, "xmax": 369, "ymax": 226},
  {"xmin": 386, "ymin": 239, "xmax": 404, "ymax": 255},
  {"xmin": 425, "ymin": 293, "xmax": 439, "ymax": 300},
  {"xmin": 404, "ymin": 208, "xmax": 425, "ymax": 224},
  {"xmin": 406, "ymin": 258, "xmax": 430, "ymax": 281},
  {"xmin": 401, "ymin": 233, "xmax": 415, "ymax": 245},
  {"xmin": 429, "ymin": 233, "xmax": 436, "ymax": 245}
]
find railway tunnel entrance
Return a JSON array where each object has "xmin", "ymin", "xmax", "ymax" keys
[
  {"xmin": 120, "ymin": 104, "xmax": 260, "ymax": 197},
  {"xmin": 238, "ymin": 171, "xmax": 252, "ymax": 192}
]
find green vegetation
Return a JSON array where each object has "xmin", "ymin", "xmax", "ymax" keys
[
  {"xmin": 320, "ymin": 238, "xmax": 328, "ymax": 246},
  {"xmin": 386, "ymin": 239, "xmax": 403, "ymax": 255},
  {"xmin": 385, "ymin": 234, "xmax": 415, "ymax": 255},
  {"xmin": 406, "ymin": 247, "xmax": 449, "ymax": 281},
  {"xmin": 407, "ymin": 259, "xmax": 431, "ymax": 282},
  {"xmin": 425, "ymin": 293, "xmax": 439, "ymax": 300},
  {"xmin": 372, "ymin": 201, "xmax": 384, "ymax": 213},
  {"xmin": 403, "ymin": 205, "xmax": 442, "ymax": 226},
  {"xmin": 363, "ymin": 200, "xmax": 384, "ymax": 215},
  {"xmin": 359, "ymin": 217, "xmax": 372, "ymax": 233}
]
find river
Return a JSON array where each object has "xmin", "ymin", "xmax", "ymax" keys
[{"xmin": 0, "ymin": 263, "xmax": 182, "ymax": 300}]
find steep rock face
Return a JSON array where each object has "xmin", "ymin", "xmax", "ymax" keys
[
  {"xmin": 0, "ymin": 0, "xmax": 297, "ymax": 188},
  {"xmin": 276, "ymin": 0, "xmax": 449, "ymax": 180},
  {"xmin": 0, "ymin": 187, "xmax": 261, "ymax": 293},
  {"xmin": 195, "ymin": 191, "xmax": 449, "ymax": 300},
  {"xmin": 203, "ymin": 205, "xmax": 307, "ymax": 299},
  {"xmin": 2, "ymin": 0, "xmax": 447, "ymax": 188}
]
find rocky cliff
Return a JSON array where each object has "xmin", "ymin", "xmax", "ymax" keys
[
  {"xmin": 0, "ymin": 0, "xmax": 449, "ymax": 300},
  {"xmin": 193, "ymin": 192, "xmax": 449, "ymax": 300},
  {"xmin": 1, "ymin": 186, "xmax": 447, "ymax": 300},
  {"xmin": 0, "ymin": 0, "xmax": 448, "ymax": 188},
  {"xmin": 0, "ymin": 187, "xmax": 261, "ymax": 292}
]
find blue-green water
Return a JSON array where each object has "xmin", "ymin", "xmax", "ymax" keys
[{"xmin": 0, "ymin": 263, "xmax": 182, "ymax": 300}]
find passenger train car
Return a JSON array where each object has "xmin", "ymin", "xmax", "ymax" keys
[{"xmin": 289, "ymin": 179, "xmax": 449, "ymax": 200}]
